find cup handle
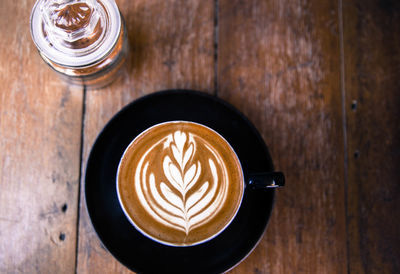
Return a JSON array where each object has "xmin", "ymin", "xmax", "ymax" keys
[{"xmin": 247, "ymin": 172, "xmax": 285, "ymax": 189}]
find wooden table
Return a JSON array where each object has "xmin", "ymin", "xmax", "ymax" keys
[{"xmin": 1, "ymin": 0, "xmax": 399, "ymax": 273}]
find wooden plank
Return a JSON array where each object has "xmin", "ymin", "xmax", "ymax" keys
[
  {"xmin": 76, "ymin": 0, "xmax": 215, "ymax": 272},
  {"xmin": 0, "ymin": 1, "xmax": 83, "ymax": 273},
  {"xmin": 219, "ymin": 0, "xmax": 347, "ymax": 273},
  {"xmin": 343, "ymin": 0, "xmax": 400, "ymax": 273}
]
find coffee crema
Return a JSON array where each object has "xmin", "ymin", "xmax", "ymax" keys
[{"xmin": 117, "ymin": 121, "xmax": 244, "ymax": 246}]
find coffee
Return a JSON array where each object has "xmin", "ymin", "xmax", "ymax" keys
[{"xmin": 117, "ymin": 121, "xmax": 244, "ymax": 246}]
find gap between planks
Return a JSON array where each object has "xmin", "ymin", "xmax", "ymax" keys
[
  {"xmin": 75, "ymin": 86, "xmax": 87, "ymax": 274},
  {"xmin": 338, "ymin": 0, "xmax": 350, "ymax": 273},
  {"xmin": 214, "ymin": 0, "xmax": 219, "ymax": 96}
]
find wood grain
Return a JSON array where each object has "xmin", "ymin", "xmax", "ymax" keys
[
  {"xmin": 76, "ymin": 0, "xmax": 215, "ymax": 272},
  {"xmin": 0, "ymin": 1, "xmax": 83, "ymax": 273},
  {"xmin": 218, "ymin": 0, "xmax": 347, "ymax": 273},
  {"xmin": 343, "ymin": 0, "xmax": 400, "ymax": 273},
  {"xmin": 1, "ymin": 0, "xmax": 398, "ymax": 273}
]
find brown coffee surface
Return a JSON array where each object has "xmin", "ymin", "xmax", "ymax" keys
[{"xmin": 117, "ymin": 121, "xmax": 244, "ymax": 246}]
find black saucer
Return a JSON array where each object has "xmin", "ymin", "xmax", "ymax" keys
[{"xmin": 85, "ymin": 90, "xmax": 275, "ymax": 273}]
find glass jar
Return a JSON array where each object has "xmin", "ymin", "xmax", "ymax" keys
[{"xmin": 30, "ymin": 0, "xmax": 129, "ymax": 88}]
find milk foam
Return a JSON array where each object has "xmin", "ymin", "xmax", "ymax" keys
[
  {"xmin": 118, "ymin": 122, "xmax": 245, "ymax": 246},
  {"xmin": 134, "ymin": 130, "xmax": 229, "ymax": 235}
]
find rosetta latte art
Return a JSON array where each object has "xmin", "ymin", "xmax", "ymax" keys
[{"xmin": 134, "ymin": 130, "xmax": 229, "ymax": 235}]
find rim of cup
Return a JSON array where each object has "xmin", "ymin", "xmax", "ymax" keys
[{"xmin": 116, "ymin": 120, "xmax": 245, "ymax": 247}]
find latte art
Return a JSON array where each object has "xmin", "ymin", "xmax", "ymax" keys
[
  {"xmin": 117, "ymin": 122, "xmax": 244, "ymax": 246},
  {"xmin": 135, "ymin": 131, "xmax": 229, "ymax": 235}
]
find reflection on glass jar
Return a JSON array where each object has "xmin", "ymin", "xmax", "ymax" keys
[{"xmin": 30, "ymin": 0, "xmax": 129, "ymax": 88}]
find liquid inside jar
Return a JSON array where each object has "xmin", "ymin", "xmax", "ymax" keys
[{"xmin": 31, "ymin": 0, "xmax": 128, "ymax": 88}]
